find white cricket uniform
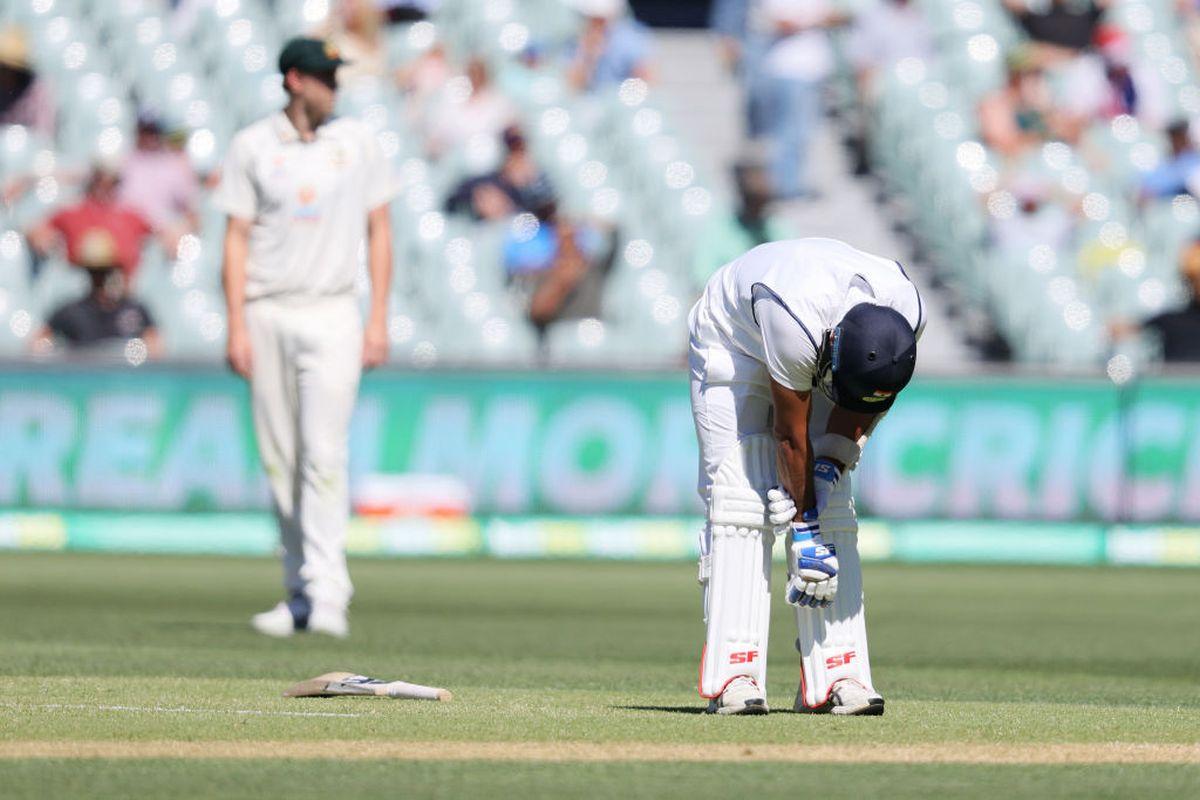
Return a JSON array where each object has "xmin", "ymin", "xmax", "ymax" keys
[
  {"xmin": 214, "ymin": 112, "xmax": 396, "ymax": 614},
  {"xmin": 689, "ymin": 237, "xmax": 924, "ymax": 704},
  {"xmin": 688, "ymin": 237, "xmax": 924, "ymax": 492}
]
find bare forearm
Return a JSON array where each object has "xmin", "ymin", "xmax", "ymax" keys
[
  {"xmin": 222, "ymin": 225, "xmax": 249, "ymax": 329},
  {"xmin": 367, "ymin": 217, "xmax": 392, "ymax": 325},
  {"xmin": 776, "ymin": 431, "xmax": 816, "ymax": 515}
]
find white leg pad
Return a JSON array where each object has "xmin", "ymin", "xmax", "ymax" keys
[
  {"xmin": 698, "ymin": 434, "xmax": 780, "ymax": 699},
  {"xmin": 793, "ymin": 473, "xmax": 877, "ymax": 709}
]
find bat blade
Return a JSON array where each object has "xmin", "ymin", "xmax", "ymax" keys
[{"xmin": 283, "ymin": 672, "xmax": 451, "ymax": 701}]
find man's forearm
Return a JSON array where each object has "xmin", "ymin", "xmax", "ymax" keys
[
  {"xmin": 776, "ymin": 432, "xmax": 816, "ymax": 516},
  {"xmin": 367, "ymin": 213, "xmax": 393, "ymax": 325},
  {"xmin": 222, "ymin": 225, "xmax": 249, "ymax": 328}
]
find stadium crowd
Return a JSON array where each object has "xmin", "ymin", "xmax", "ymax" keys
[{"xmin": 1, "ymin": 0, "xmax": 1199, "ymax": 365}]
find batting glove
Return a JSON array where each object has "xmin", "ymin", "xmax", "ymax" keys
[
  {"xmin": 785, "ymin": 516, "xmax": 838, "ymax": 608},
  {"xmin": 766, "ymin": 486, "xmax": 797, "ymax": 527},
  {"xmin": 813, "ymin": 458, "xmax": 842, "ymax": 517}
]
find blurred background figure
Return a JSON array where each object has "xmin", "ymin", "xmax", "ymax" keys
[
  {"xmin": 1112, "ymin": 238, "xmax": 1200, "ymax": 362},
  {"xmin": 1003, "ymin": 0, "xmax": 1105, "ymax": 66},
  {"xmin": 422, "ymin": 57, "xmax": 516, "ymax": 159},
  {"xmin": 117, "ymin": 113, "xmax": 200, "ymax": 256},
  {"xmin": 692, "ymin": 155, "xmax": 794, "ymax": 287},
  {"xmin": 748, "ymin": 0, "xmax": 848, "ymax": 199},
  {"xmin": 398, "ymin": 40, "xmax": 452, "ymax": 126},
  {"xmin": 26, "ymin": 159, "xmax": 153, "ymax": 283},
  {"xmin": 988, "ymin": 171, "xmax": 1074, "ymax": 256},
  {"xmin": 1139, "ymin": 120, "xmax": 1200, "ymax": 201},
  {"xmin": 979, "ymin": 49, "xmax": 1076, "ymax": 159},
  {"xmin": 445, "ymin": 126, "xmax": 553, "ymax": 221},
  {"xmin": 0, "ymin": 25, "xmax": 55, "ymax": 138},
  {"xmin": 29, "ymin": 228, "xmax": 160, "ymax": 359},
  {"xmin": 565, "ymin": 0, "xmax": 654, "ymax": 92},
  {"xmin": 844, "ymin": 0, "xmax": 934, "ymax": 174},
  {"xmin": 503, "ymin": 192, "xmax": 610, "ymax": 330},
  {"xmin": 323, "ymin": 0, "xmax": 388, "ymax": 86},
  {"xmin": 379, "ymin": 0, "xmax": 437, "ymax": 24}
]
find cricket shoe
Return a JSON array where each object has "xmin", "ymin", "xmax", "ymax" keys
[
  {"xmin": 829, "ymin": 679, "xmax": 884, "ymax": 716},
  {"xmin": 307, "ymin": 604, "xmax": 349, "ymax": 639},
  {"xmin": 251, "ymin": 602, "xmax": 303, "ymax": 638},
  {"xmin": 707, "ymin": 676, "xmax": 769, "ymax": 715}
]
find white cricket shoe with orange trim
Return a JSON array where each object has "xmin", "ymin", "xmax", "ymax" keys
[
  {"xmin": 707, "ymin": 676, "xmax": 769, "ymax": 715},
  {"xmin": 829, "ymin": 679, "xmax": 884, "ymax": 716}
]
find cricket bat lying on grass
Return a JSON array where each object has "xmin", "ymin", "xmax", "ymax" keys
[{"xmin": 283, "ymin": 672, "xmax": 452, "ymax": 701}]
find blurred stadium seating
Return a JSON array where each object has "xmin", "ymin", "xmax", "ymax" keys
[
  {"xmin": 1, "ymin": 0, "xmax": 1198, "ymax": 369},
  {"xmin": 0, "ymin": 0, "xmax": 717, "ymax": 367},
  {"xmin": 855, "ymin": 0, "xmax": 1200, "ymax": 369}
]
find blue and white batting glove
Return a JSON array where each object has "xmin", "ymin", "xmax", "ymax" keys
[
  {"xmin": 812, "ymin": 458, "xmax": 842, "ymax": 517},
  {"xmin": 785, "ymin": 514, "xmax": 838, "ymax": 608}
]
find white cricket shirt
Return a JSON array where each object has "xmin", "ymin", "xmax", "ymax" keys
[
  {"xmin": 214, "ymin": 112, "xmax": 397, "ymax": 300},
  {"xmin": 688, "ymin": 238, "xmax": 925, "ymax": 392}
]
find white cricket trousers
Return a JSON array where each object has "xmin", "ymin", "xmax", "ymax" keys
[{"xmin": 245, "ymin": 293, "xmax": 362, "ymax": 614}]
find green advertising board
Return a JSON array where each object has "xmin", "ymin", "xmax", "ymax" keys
[{"xmin": 1, "ymin": 368, "xmax": 1199, "ymax": 522}]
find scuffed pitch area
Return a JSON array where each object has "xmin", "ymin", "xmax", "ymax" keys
[{"xmin": 3, "ymin": 740, "xmax": 1200, "ymax": 764}]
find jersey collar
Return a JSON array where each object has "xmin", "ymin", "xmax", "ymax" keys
[{"xmin": 271, "ymin": 111, "xmax": 340, "ymax": 143}]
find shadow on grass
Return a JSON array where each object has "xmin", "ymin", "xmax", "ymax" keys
[{"xmin": 615, "ymin": 705, "xmax": 812, "ymax": 715}]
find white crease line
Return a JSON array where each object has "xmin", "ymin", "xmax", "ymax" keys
[{"xmin": 2, "ymin": 702, "xmax": 371, "ymax": 719}]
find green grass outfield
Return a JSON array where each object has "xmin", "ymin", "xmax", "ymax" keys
[{"xmin": 1, "ymin": 552, "xmax": 1198, "ymax": 798}]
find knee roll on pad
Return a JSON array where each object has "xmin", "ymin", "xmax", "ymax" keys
[{"xmin": 698, "ymin": 434, "xmax": 780, "ymax": 698}]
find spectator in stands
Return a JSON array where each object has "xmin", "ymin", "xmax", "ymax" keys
[
  {"xmin": 423, "ymin": 57, "xmax": 517, "ymax": 159},
  {"xmin": 398, "ymin": 40, "xmax": 452, "ymax": 126},
  {"xmin": 710, "ymin": 0, "xmax": 752, "ymax": 76},
  {"xmin": 1139, "ymin": 120, "xmax": 1200, "ymax": 201},
  {"xmin": 324, "ymin": 0, "xmax": 388, "ymax": 86},
  {"xmin": 26, "ymin": 160, "xmax": 154, "ymax": 282},
  {"xmin": 29, "ymin": 229, "xmax": 161, "ymax": 357},
  {"xmin": 979, "ymin": 49, "xmax": 1078, "ymax": 158},
  {"xmin": 503, "ymin": 189, "xmax": 610, "ymax": 328},
  {"xmin": 0, "ymin": 26, "xmax": 55, "ymax": 138},
  {"xmin": 565, "ymin": 0, "xmax": 654, "ymax": 92},
  {"xmin": 380, "ymin": 0, "xmax": 436, "ymax": 23},
  {"xmin": 845, "ymin": 0, "xmax": 935, "ymax": 173},
  {"xmin": 1050, "ymin": 25, "xmax": 1167, "ymax": 132},
  {"xmin": 751, "ymin": 0, "xmax": 849, "ymax": 199},
  {"xmin": 692, "ymin": 156, "xmax": 794, "ymax": 287},
  {"xmin": 117, "ymin": 113, "xmax": 200, "ymax": 256},
  {"xmin": 1002, "ymin": 0, "xmax": 1106, "ymax": 65},
  {"xmin": 988, "ymin": 172, "xmax": 1074, "ymax": 256},
  {"xmin": 445, "ymin": 126, "xmax": 554, "ymax": 221},
  {"xmin": 846, "ymin": 0, "xmax": 934, "ymax": 96},
  {"xmin": 1112, "ymin": 238, "xmax": 1200, "ymax": 362},
  {"xmin": 1183, "ymin": 0, "xmax": 1200, "ymax": 72}
]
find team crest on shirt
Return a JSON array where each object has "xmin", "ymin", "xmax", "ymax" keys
[
  {"xmin": 293, "ymin": 185, "xmax": 320, "ymax": 221},
  {"xmin": 329, "ymin": 145, "xmax": 347, "ymax": 169}
]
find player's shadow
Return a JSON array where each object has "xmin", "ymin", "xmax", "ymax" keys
[
  {"xmin": 615, "ymin": 705, "xmax": 806, "ymax": 715},
  {"xmin": 614, "ymin": 705, "xmax": 707, "ymax": 715}
]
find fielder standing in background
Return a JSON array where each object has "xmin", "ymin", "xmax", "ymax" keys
[
  {"xmin": 215, "ymin": 38, "xmax": 396, "ymax": 638},
  {"xmin": 690, "ymin": 237, "xmax": 922, "ymax": 715}
]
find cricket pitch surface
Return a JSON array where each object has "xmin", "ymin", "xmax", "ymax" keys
[{"xmin": 2, "ymin": 552, "xmax": 1197, "ymax": 798}]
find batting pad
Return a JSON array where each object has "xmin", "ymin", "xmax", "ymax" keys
[
  {"xmin": 283, "ymin": 672, "xmax": 452, "ymax": 701},
  {"xmin": 698, "ymin": 435, "xmax": 780, "ymax": 698},
  {"xmin": 794, "ymin": 474, "xmax": 877, "ymax": 709}
]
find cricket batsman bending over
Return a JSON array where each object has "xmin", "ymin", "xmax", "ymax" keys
[{"xmin": 691, "ymin": 237, "xmax": 923, "ymax": 715}]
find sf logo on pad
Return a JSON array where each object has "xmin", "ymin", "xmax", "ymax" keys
[{"xmin": 729, "ymin": 650, "xmax": 759, "ymax": 664}]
